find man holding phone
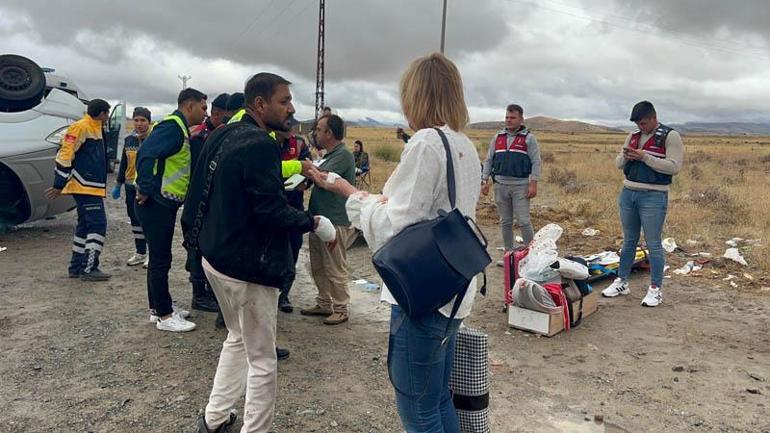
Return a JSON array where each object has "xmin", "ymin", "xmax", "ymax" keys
[{"xmin": 602, "ymin": 101, "xmax": 684, "ymax": 307}]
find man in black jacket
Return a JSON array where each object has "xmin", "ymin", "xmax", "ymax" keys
[{"xmin": 185, "ymin": 72, "xmax": 335, "ymax": 433}]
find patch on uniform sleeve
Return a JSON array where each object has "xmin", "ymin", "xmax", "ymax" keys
[{"xmin": 64, "ymin": 134, "xmax": 78, "ymax": 143}]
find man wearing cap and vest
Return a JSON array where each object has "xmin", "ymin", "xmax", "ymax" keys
[
  {"xmin": 185, "ymin": 92, "xmax": 230, "ymax": 315},
  {"xmin": 223, "ymin": 92, "xmax": 245, "ymax": 125},
  {"xmin": 602, "ymin": 101, "xmax": 683, "ymax": 307},
  {"xmin": 111, "ymin": 107, "xmax": 153, "ymax": 267},
  {"xmin": 45, "ymin": 99, "xmax": 112, "ymax": 281},
  {"xmin": 135, "ymin": 88, "xmax": 208, "ymax": 332},
  {"xmin": 481, "ymin": 104, "xmax": 541, "ymax": 264}
]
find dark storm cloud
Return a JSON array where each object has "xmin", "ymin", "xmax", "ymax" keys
[{"xmin": 0, "ymin": 0, "xmax": 509, "ymax": 82}]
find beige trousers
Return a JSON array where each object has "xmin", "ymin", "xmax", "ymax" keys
[
  {"xmin": 202, "ymin": 258, "xmax": 279, "ymax": 433},
  {"xmin": 309, "ymin": 225, "xmax": 356, "ymax": 313}
]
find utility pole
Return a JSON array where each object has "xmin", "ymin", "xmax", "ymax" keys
[
  {"xmin": 314, "ymin": 0, "xmax": 325, "ymax": 120},
  {"xmin": 177, "ymin": 74, "xmax": 191, "ymax": 90},
  {"xmin": 440, "ymin": 0, "xmax": 448, "ymax": 53}
]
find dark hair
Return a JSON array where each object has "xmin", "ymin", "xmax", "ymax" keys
[
  {"xmin": 177, "ymin": 87, "xmax": 207, "ymax": 106},
  {"xmin": 132, "ymin": 106, "xmax": 151, "ymax": 121},
  {"xmin": 354, "ymin": 140, "xmax": 363, "ymax": 151},
  {"xmin": 320, "ymin": 114, "xmax": 344, "ymax": 140},
  {"xmin": 211, "ymin": 93, "xmax": 230, "ymax": 110},
  {"xmin": 506, "ymin": 104, "xmax": 524, "ymax": 116},
  {"xmin": 630, "ymin": 100, "xmax": 656, "ymax": 122},
  {"xmin": 226, "ymin": 92, "xmax": 245, "ymax": 111},
  {"xmin": 244, "ymin": 73, "xmax": 291, "ymax": 106},
  {"xmin": 323, "ymin": 106, "xmax": 331, "ymax": 112},
  {"xmin": 87, "ymin": 99, "xmax": 110, "ymax": 118}
]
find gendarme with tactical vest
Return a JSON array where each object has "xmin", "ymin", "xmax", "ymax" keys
[
  {"xmin": 623, "ymin": 124, "xmax": 673, "ymax": 185},
  {"xmin": 156, "ymin": 113, "xmax": 191, "ymax": 202},
  {"xmin": 491, "ymin": 126, "xmax": 532, "ymax": 179}
]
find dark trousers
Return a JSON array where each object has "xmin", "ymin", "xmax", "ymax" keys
[
  {"xmin": 125, "ymin": 185, "xmax": 146, "ymax": 255},
  {"xmin": 68, "ymin": 194, "xmax": 107, "ymax": 274},
  {"xmin": 280, "ymin": 191, "xmax": 305, "ymax": 296},
  {"xmin": 136, "ymin": 198, "xmax": 180, "ymax": 317}
]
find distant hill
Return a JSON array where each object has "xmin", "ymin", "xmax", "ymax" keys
[
  {"xmin": 469, "ymin": 116, "xmax": 624, "ymax": 134},
  {"xmin": 669, "ymin": 122, "xmax": 770, "ymax": 135}
]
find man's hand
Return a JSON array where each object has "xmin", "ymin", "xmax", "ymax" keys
[
  {"xmin": 527, "ymin": 181, "xmax": 538, "ymax": 199},
  {"xmin": 45, "ymin": 187, "xmax": 61, "ymax": 201},
  {"xmin": 623, "ymin": 147, "xmax": 646, "ymax": 161},
  {"xmin": 136, "ymin": 190, "xmax": 149, "ymax": 205},
  {"xmin": 481, "ymin": 180, "xmax": 490, "ymax": 196},
  {"xmin": 301, "ymin": 160, "xmax": 320, "ymax": 177}
]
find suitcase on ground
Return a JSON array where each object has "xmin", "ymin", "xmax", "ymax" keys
[
  {"xmin": 450, "ymin": 326, "xmax": 490, "ymax": 433},
  {"xmin": 504, "ymin": 247, "xmax": 529, "ymax": 306}
]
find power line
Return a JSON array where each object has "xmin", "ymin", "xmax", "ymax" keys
[
  {"xmin": 255, "ymin": 0, "xmax": 309, "ymax": 39},
  {"xmin": 235, "ymin": 0, "xmax": 281, "ymax": 40}
]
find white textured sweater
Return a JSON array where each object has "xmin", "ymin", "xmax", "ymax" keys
[{"xmin": 345, "ymin": 125, "xmax": 482, "ymax": 319}]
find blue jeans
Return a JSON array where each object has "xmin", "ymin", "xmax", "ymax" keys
[
  {"xmin": 388, "ymin": 305, "xmax": 462, "ymax": 433},
  {"xmin": 618, "ymin": 188, "xmax": 668, "ymax": 288}
]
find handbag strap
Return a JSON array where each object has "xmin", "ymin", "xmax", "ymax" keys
[{"xmin": 433, "ymin": 127, "xmax": 456, "ymax": 209}]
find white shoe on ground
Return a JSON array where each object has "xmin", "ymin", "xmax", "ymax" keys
[
  {"xmin": 143, "ymin": 257, "xmax": 149, "ymax": 269},
  {"xmin": 601, "ymin": 278, "xmax": 630, "ymax": 297},
  {"xmin": 156, "ymin": 313, "xmax": 196, "ymax": 332},
  {"xmin": 150, "ymin": 305, "xmax": 191, "ymax": 323},
  {"xmin": 127, "ymin": 253, "xmax": 147, "ymax": 266},
  {"xmin": 641, "ymin": 286, "xmax": 662, "ymax": 307}
]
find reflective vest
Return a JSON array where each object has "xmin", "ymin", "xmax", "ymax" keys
[
  {"xmin": 491, "ymin": 129, "xmax": 532, "ymax": 178},
  {"xmin": 227, "ymin": 108, "xmax": 246, "ymax": 125},
  {"xmin": 228, "ymin": 110, "xmax": 297, "ymax": 177},
  {"xmin": 156, "ymin": 114, "xmax": 191, "ymax": 202},
  {"xmin": 623, "ymin": 124, "xmax": 673, "ymax": 185}
]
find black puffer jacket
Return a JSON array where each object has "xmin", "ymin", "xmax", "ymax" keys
[{"xmin": 182, "ymin": 114, "xmax": 315, "ymax": 288}]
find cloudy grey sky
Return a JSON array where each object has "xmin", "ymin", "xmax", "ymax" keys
[{"xmin": 1, "ymin": 0, "xmax": 768, "ymax": 125}]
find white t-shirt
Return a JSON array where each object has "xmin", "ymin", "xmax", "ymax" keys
[{"xmin": 345, "ymin": 125, "xmax": 482, "ymax": 319}]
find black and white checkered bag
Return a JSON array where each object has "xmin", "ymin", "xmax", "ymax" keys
[{"xmin": 450, "ymin": 325, "xmax": 490, "ymax": 433}]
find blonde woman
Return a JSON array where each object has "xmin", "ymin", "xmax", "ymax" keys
[{"xmin": 317, "ymin": 52, "xmax": 481, "ymax": 432}]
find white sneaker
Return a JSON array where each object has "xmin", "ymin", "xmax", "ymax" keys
[
  {"xmin": 156, "ymin": 313, "xmax": 196, "ymax": 332},
  {"xmin": 601, "ymin": 278, "xmax": 630, "ymax": 297},
  {"xmin": 127, "ymin": 253, "xmax": 147, "ymax": 266},
  {"xmin": 641, "ymin": 286, "xmax": 662, "ymax": 307},
  {"xmin": 149, "ymin": 305, "xmax": 191, "ymax": 323},
  {"xmin": 142, "ymin": 257, "xmax": 149, "ymax": 269}
]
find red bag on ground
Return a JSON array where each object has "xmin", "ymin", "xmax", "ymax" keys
[
  {"xmin": 543, "ymin": 283, "xmax": 570, "ymax": 332},
  {"xmin": 504, "ymin": 248, "xmax": 529, "ymax": 306}
]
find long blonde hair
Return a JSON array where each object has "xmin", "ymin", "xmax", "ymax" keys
[{"xmin": 400, "ymin": 52, "xmax": 469, "ymax": 132}]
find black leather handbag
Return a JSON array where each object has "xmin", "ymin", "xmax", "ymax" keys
[{"xmin": 372, "ymin": 128, "xmax": 491, "ymax": 319}]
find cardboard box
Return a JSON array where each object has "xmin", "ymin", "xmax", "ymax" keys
[{"xmin": 507, "ymin": 290, "xmax": 598, "ymax": 337}]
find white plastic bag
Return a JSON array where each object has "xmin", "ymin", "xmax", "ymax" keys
[
  {"xmin": 555, "ymin": 258, "xmax": 590, "ymax": 280},
  {"xmin": 531, "ymin": 223, "xmax": 563, "ymax": 246},
  {"xmin": 724, "ymin": 248, "xmax": 748, "ymax": 266},
  {"xmin": 519, "ymin": 247, "xmax": 559, "ymax": 282}
]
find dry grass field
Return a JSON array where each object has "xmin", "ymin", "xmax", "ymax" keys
[{"xmin": 343, "ymin": 126, "xmax": 770, "ymax": 286}]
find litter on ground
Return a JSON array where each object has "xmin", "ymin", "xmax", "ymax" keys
[
  {"xmin": 674, "ymin": 261, "xmax": 702, "ymax": 275},
  {"xmin": 662, "ymin": 238, "xmax": 678, "ymax": 253},
  {"xmin": 724, "ymin": 248, "xmax": 748, "ymax": 266},
  {"xmin": 581, "ymin": 228, "xmax": 599, "ymax": 236}
]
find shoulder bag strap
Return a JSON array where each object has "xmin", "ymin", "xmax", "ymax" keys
[
  {"xmin": 186, "ymin": 126, "xmax": 241, "ymax": 251},
  {"xmin": 433, "ymin": 127, "xmax": 456, "ymax": 209}
]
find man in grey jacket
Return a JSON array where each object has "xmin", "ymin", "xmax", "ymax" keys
[{"xmin": 482, "ymin": 104, "xmax": 541, "ymax": 262}]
